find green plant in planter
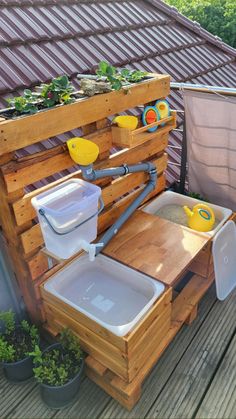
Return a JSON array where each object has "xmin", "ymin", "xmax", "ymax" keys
[
  {"xmin": 0, "ymin": 310, "xmax": 39, "ymax": 363},
  {"xmin": 96, "ymin": 61, "xmax": 148, "ymax": 90},
  {"xmin": 188, "ymin": 192, "xmax": 209, "ymax": 202},
  {"xmin": 7, "ymin": 89, "xmax": 39, "ymax": 115},
  {"xmin": 31, "ymin": 329, "xmax": 83, "ymax": 386},
  {"xmin": 40, "ymin": 75, "xmax": 75, "ymax": 108}
]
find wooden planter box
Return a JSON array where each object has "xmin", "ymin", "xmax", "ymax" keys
[
  {"xmin": 112, "ymin": 112, "xmax": 176, "ymax": 148},
  {"xmin": 41, "ymin": 283, "xmax": 172, "ymax": 383},
  {"xmin": 0, "ymin": 73, "xmax": 170, "ymax": 156}
]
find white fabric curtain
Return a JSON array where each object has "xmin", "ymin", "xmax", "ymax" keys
[{"xmin": 183, "ymin": 90, "xmax": 236, "ymax": 210}]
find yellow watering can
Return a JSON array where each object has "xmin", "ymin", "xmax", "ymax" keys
[{"xmin": 183, "ymin": 203, "xmax": 215, "ymax": 232}]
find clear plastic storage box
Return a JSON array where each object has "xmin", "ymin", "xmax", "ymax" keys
[{"xmin": 32, "ymin": 179, "xmax": 101, "ymax": 259}]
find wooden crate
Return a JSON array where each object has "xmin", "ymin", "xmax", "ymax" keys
[
  {"xmin": 41, "ymin": 284, "xmax": 172, "ymax": 383},
  {"xmin": 85, "ymin": 271, "xmax": 215, "ymax": 410},
  {"xmin": 112, "ymin": 112, "xmax": 176, "ymax": 148}
]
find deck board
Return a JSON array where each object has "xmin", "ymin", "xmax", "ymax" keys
[
  {"xmin": 98, "ymin": 286, "xmax": 217, "ymax": 419},
  {"xmin": 0, "ymin": 373, "xmax": 38, "ymax": 418},
  {"xmin": 1, "ymin": 286, "xmax": 236, "ymax": 419},
  {"xmin": 196, "ymin": 334, "xmax": 236, "ymax": 419},
  {"xmin": 146, "ymin": 289, "xmax": 236, "ymax": 419}
]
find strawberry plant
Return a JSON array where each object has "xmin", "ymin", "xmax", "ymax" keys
[
  {"xmin": 7, "ymin": 89, "xmax": 39, "ymax": 115},
  {"xmin": 40, "ymin": 75, "xmax": 75, "ymax": 108},
  {"xmin": 96, "ymin": 61, "xmax": 148, "ymax": 90}
]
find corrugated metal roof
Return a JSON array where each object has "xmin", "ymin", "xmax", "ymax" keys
[{"xmin": 0, "ymin": 0, "xmax": 236, "ymax": 186}]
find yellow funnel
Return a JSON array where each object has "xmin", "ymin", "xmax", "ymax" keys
[{"xmin": 67, "ymin": 138, "xmax": 99, "ymax": 166}]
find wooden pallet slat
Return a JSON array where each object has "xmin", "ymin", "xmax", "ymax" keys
[
  {"xmin": 12, "ymin": 135, "xmax": 168, "ymax": 226},
  {"xmin": 2, "ymin": 128, "xmax": 112, "ymax": 193}
]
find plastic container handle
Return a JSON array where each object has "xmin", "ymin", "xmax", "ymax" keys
[{"xmin": 38, "ymin": 196, "xmax": 104, "ymax": 236}]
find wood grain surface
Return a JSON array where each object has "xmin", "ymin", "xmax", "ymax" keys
[{"xmin": 104, "ymin": 210, "xmax": 210, "ymax": 286}]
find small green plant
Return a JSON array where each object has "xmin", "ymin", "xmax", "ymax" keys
[
  {"xmin": 96, "ymin": 61, "xmax": 148, "ymax": 90},
  {"xmin": 40, "ymin": 75, "xmax": 75, "ymax": 107},
  {"xmin": 7, "ymin": 89, "xmax": 39, "ymax": 115},
  {"xmin": 188, "ymin": 192, "xmax": 209, "ymax": 202},
  {"xmin": 0, "ymin": 310, "xmax": 39, "ymax": 363},
  {"xmin": 6, "ymin": 75, "xmax": 75, "ymax": 116},
  {"xmin": 31, "ymin": 329, "xmax": 82, "ymax": 387}
]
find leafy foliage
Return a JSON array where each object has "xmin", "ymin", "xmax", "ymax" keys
[
  {"xmin": 0, "ymin": 310, "xmax": 39, "ymax": 363},
  {"xmin": 40, "ymin": 75, "xmax": 75, "ymax": 107},
  {"xmin": 7, "ymin": 89, "xmax": 38, "ymax": 115},
  {"xmin": 31, "ymin": 329, "xmax": 83, "ymax": 387},
  {"xmin": 164, "ymin": 0, "xmax": 236, "ymax": 48},
  {"xmin": 96, "ymin": 61, "xmax": 148, "ymax": 90},
  {"xmin": 6, "ymin": 75, "xmax": 75, "ymax": 116},
  {"xmin": 188, "ymin": 191, "xmax": 209, "ymax": 202}
]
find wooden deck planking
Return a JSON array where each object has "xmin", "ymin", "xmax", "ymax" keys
[
  {"xmin": 98, "ymin": 285, "xmax": 217, "ymax": 419},
  {"xmin": 0, "ymin": 373, "xmax": 37, "ymax": 418},
  {"xmin": 1, "ymin": 286, "xmax": 236, "ymax": 419},
  {"xmin": 145, "ymin": 289, "xmax": 236, "ymax": 419},
  {"xmin": 196, "ymin": 334, "xmax": 236, "ymax": 419}
]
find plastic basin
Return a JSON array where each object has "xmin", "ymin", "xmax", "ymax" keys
[
  {"xmin": 143, "ymin": 191, "xmax": 232, "ymax": 237},
  {"xmin": 44, "ymin": 254, "xmax": 165, "ymax": 336}
]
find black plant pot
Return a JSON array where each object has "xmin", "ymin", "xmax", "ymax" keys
[
  {"xmin": 3, "ymin": 355, "xmax": 34, "ymax": 383},
  {"xmin": 40, "ymin": 343, "xmax": 84, "ymax": 410}
]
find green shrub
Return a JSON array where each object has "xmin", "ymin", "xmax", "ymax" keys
[
  {"xmin": 0, "ymin": 310, "xmax": 39, "ymax": 363},
  {"xmin": 31, "ymin": 329, "xmax": 83, "ymax": 386}
]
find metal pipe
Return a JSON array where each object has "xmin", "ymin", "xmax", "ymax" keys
[{"xmin": 171, "ymin": 82, "xmax": 236, "ymax": 96}]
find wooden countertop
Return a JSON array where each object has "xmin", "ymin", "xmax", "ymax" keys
[{"xmin": 103, "ymin": 210, "xmax": 210, "ymax": 287}]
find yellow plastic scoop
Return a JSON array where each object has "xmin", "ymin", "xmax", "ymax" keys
[
  {"xmin": 113, "ymin": 115, "xmax": 138, "ymax": 130},
  {"xmin": 67, "ymin": 137, "xmax": 99, "ymax": 165}
]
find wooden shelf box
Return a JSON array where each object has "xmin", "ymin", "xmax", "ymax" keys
[{"xmin": 112, "ymin": 112, "xmax": 177, "ymax": 149}]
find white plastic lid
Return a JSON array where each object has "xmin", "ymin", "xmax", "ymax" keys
[
  {"xmin": 212, "ymin": 220, "xmax": 236, "ymax": 300},
  {"xmin": 31, "ymin": 179, "xmax": 101, "ymax": 216}
]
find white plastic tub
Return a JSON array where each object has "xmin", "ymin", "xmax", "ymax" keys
[
  {"xmin": 44, "ymin": 254, "xmax": 165, "ymax": 336},
  {"xmin": 143, "ymin": 191, "xmax": 232, "ymax": 237},
  {"xmin": 32, "ymin": 179, "xmax": 101, "ymax": 259}
]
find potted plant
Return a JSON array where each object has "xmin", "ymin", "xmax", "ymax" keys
[
  {"xmin": 31, "ymin": 329, "xmax": 84, "ymax": 409},
  {"xmin": 0, "ymin": 310, "xmax": 39, "ymax": 382}
]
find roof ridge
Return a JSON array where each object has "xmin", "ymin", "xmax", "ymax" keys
[{"xmin": 147, "ymin": 0, "xmax": 236, "ymax": 58}]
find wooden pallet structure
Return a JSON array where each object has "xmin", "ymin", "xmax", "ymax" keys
[
  {"xmin": 0, "ymin": 73, "xmax": 172, "ymax": 322},
  {"xmin": 0, "ymin": 72, "xmax": 223, "ymax": 410}
]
